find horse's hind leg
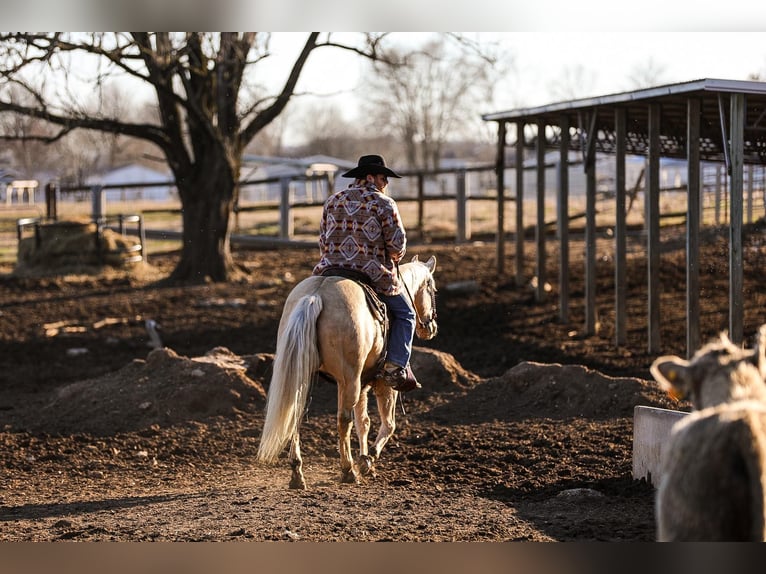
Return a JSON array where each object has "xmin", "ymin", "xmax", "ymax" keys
[
  {"xmin": 338, "ymin": 407, "xmax": 358, "ymax": 483},
  {"xmin": 370, "ymin": 386, "xmax": 397, "ymax": 460},
  {"xmin": 354, "ymin": 391, "xmax": 375, "ymax": 477},
  {"xmin": 288, "ymin": 433, "xmax": 306, "ymax": 489},
  {"xmin": 337, "ymin": 384, "xmax": 360, "ymax": 484}
]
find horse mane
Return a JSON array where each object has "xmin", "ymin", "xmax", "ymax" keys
[{"xmin": 399, "ymin": 258, "xmax": 432, "ymax": 290}]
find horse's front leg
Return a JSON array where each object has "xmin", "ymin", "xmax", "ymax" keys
[
  {"xmin": 353, "ymin": 390, "xmax": 375, "ymax": 477},
  {"xmin": 288, "ymin": 432, "xmax": 306, "ymax": 489},
  {"xmin": 370, "ymin": 385, "xmax": 397, "ymax": 460}
]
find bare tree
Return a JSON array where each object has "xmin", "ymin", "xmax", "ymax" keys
[
  {"xmin": 292, "ymin": 100, "xmax": 359, "ymax": 159},
  {"xmin": 0, "ymin": 86, "xmax": 58, "ymax": 178},
  {"xmin": 627, "ymin": 57, "xmax": 668, "ymax": 90},
  {"xmin": 547, "ymin": 64, "xmax": 598, "ymax": 102},
  {"xmin": 361, "ymin": 34, "xmax": 506, "ymax": 171},
  {"xmin": 0, "ymin": 32, "xmax": 393, "ymax": 282}
]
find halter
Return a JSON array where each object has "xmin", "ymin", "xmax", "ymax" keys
[{"xmin": 398, "ymin": 263, "xmax": 437, "ymax": 331}]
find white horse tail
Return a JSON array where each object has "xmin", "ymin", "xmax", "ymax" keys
[{"xmin": 257, "ymin": 294, "xmax": 323, "ymax": 464}]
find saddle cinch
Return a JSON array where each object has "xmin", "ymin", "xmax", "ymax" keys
[{"xmin": 319, "ymin": 267, "xmax": 389, "ymax": 385}]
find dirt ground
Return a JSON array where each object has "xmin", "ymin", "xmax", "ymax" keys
[{"xmin": 2, "ymin": 221, "xmax": 766, "ymax": 542}]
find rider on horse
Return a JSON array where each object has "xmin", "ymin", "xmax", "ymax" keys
[{"xmin": 312, "ymin": 154, "xmax": 420, "ymax": 392}]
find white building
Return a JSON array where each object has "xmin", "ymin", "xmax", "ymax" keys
[
  {"xmin": 85, "ymin": 164, "xmax": 176, "ymax": 202},
  {"xmin": 239, "ymin": 154, "xmax": 355, "ymax": 203}
]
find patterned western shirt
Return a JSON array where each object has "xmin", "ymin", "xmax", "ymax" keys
[{"xmin": 313, "ymin": 181, "xmax": 407, "ymax": 296}]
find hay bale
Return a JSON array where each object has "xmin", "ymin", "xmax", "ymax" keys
[{"xmin": 16, "ymin": 219, "xmax": 143, "ymax": 274}]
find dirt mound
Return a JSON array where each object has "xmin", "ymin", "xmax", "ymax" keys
[
  {"xmin": 429, "ymin": 360, "xmax": 681, "ymax": 425},
  {"xmin": 35, "ymin": 347, "xmax": 268, "ymax": 436},
  {"xmin": 21, "ymin": 345, "xmax": 480, "ymax": 438},
  {"xmin": 410, "ymin": 346, "xmax": 480, "ymax": 391},
  {"xmin": 25, "ymin": 343, "xmax": 674, "ymax": 438}
]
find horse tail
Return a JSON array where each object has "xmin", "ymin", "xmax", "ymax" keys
[{"xmin": 257, "ymin": 294, "xmax": 323, "ymax": 464}]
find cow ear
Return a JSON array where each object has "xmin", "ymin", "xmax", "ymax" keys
[{"xmin": 650, "ymin": 356, "xmax": 691, "ymax": 401}]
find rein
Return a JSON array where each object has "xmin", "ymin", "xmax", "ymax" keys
[{"xmin": 397, "ymin": 262, "xmax": 437, "ymax": 331}]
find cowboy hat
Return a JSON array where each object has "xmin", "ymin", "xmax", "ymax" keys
[{"xmin": 341, "ymin": 155, "xmax": 402, "ymax": 179}]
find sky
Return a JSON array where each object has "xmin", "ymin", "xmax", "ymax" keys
[
  {"xmin": 495, "ymin": 33, "xmax": 766, "ymax": 107},
  {"xmin": 4, "ymin": 30, "xmax": 766, "ymax": 147},
  {"xmin": 280, "ymin": 32, "xmax": 766, "ymax": 107},
  {"xmin": 267, "ymin": 32, "xmax": 766, "ymax": 144}
]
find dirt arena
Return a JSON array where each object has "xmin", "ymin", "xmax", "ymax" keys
[{"xmin": 2, "ymin": 222, "xmax": 766, "ymax": 541}]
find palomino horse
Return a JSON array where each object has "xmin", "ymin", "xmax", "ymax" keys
[{"xmin": 257, "ymin": 255, "xmax": 438, "ymax": 488}]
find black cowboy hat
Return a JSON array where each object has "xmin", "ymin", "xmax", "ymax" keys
[{"xmin": 341, "ymin": 155, "xmax": 402, "ymax": 179}]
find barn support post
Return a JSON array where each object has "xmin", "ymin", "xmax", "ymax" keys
[
  {"xmin": 535, "ymin": 119, "xmax": 547, "ymax": 302},
  {"xmin": 729, "ymin": 93, "xmax": 745, "ymax": 344},
  {"xmin": 614, "ymin": 107, "xmax": 627, "ymax": 347},
  {"xmin": 686, "ymin": 97, "xmax": 702, "ymax": 358},
  {"xmin": 495, "ymin": 121, "xmax": 506, "ymax": 276},
  {"xmin": 557, "ymin": 115, "xmax": 570, "ymax": 323},
  {"xmin": 515, "ymin": 121, "xmax": 525, "ymax": 286},
  {"xmin": 715, "ymin": 165, "xmax": 723, "ymax": 225},
  {"xmin": 747, "ymin": 164, "xmax": 754, "ymax": 223},
  {"xmin": 647, "ymin": 103, "xmax": 661, "ymax": 354},
  {"xmin": 584, "ymin": 110, "xmax": 598, "ymax": 336}
]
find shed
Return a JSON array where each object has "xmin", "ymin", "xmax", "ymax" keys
[
  {"xmin": 85, "ymin": 164, "xmax": 176, "ymax": 202},
  {"xmin": 482, "ymin": 78, "xmax": 766, "ymax": 356},
  {"xmin": 240, "ymin": 154, "xmax": 355, "ymax": 202}
]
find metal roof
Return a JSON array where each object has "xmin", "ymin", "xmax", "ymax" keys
[{"xmin": 482, "ymin": 78, "xmax": 766, "ymax": 164}]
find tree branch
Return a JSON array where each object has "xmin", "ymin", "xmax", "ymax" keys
[{"xmin": 239, "ymin": 32, "xmax": 320, "ymax": 146}]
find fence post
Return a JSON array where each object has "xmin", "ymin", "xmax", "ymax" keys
[
  {"xmin": 45, "ymin": 181, "xmax": 58, "ymax": 220},
  {"xmin": 456, "ymin": 169, "xmax": 468, "ymax": 242},
  {"xmin": 279, "ymin": 177, "xmax": 293, "ymax": 239},
  {"xmin": 417, "ymin": 174, "xmax": 425, "ymax": 239},
  {"xmin": 139, "ymin": 215, "xmax": 147, "ymax": 263},
  {"xmin": 91, "ymin": 185, "xmax": 105, "ymax": 223}
]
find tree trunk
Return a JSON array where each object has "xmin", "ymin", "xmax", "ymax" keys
[{"xmin": 168, "ymin": 157, "xmax": 241, "ymax": 284}]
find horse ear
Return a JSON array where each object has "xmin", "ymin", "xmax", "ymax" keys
[
  {"xmin": 410, "ymin": 255, "xmax": 419, "ymax": 263},
  {"xmin": 425, "ymin": 255, "xmax": 436, "ymax": 273}
]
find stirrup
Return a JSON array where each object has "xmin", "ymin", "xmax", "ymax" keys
[{"xmin": 382, "ymin": 364, "xmax": 421, "ymax": 392}]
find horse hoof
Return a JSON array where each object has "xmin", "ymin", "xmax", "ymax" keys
[
  {"xmin": 358, "ymin": 455, "xmax": 375, "ymax": 476},
  {"xmin": 340, "ymin": 470, "xmax": 359, "ymax": 484},
  {"xmin": 289, "ymin": 477, "xmax": 307, "ymax": 489}
]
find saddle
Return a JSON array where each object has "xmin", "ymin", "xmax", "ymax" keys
[{"xmin": 319, "ymin": 267, "xmax": 389, "ymax": 385}]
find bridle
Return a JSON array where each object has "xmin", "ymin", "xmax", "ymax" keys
[{"xmin": 398, "ymin": 263, "xmax": 437, "ymax": 332}]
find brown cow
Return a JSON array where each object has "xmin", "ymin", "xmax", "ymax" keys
[{"xmin": 651, "ymin": 325, "xmax": 766, "ymax": 541}]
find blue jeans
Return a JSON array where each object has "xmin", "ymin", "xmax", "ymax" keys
[{"xmin": 378, "ymin": 292, "xmax": 416, "ymax": 368}]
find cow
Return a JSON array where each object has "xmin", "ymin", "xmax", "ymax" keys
[{"xmin": 650, "ymin": 325, "xmax": 766, "ymax": 541}]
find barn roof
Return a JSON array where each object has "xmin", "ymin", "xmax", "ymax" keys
[{"xmin": 482, "ymin": 78, "xmax": 766, "ymax": 164}]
